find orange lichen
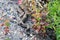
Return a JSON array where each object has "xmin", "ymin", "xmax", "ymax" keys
[{"xmin": 32, "ymin": 13, "xmax": 42, "ymax": 18}]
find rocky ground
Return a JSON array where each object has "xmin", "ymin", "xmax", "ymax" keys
[{"xmin": 0, "ymin": 0, "xmax": 56, "ymax": 40}]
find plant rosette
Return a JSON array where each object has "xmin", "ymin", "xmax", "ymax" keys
[{"xmin": 4, "ymin": 20, "xmax": 10, "ymax": 27}]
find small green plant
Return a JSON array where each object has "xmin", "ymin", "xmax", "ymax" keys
[
  {"xmin": 47, "ymin": 0, "xmax": 60, "ymax": 40},
  {"xmin": 5, "ymin": 22, "xmax": 10, "ymax": 27}
]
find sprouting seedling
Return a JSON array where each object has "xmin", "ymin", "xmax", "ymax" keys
[
  {"xmin": 5, "ymin": 22, "xmax": 10, "ymax": 27},
  {"xmin": 4, "ymin": 20, "xmax": 10, "ymax": 27}
]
